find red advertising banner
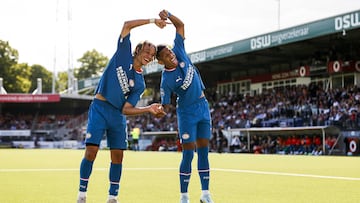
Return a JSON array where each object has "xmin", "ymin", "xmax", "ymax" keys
[{"xmin": 0, "ymin": 94, "xmax": 60, "ymax": 103}]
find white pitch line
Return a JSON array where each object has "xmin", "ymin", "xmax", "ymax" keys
[
  {"xmin": 212, "ymin": 168, "xmax": 360, "ymax": 181},
  {"xmin": 0, "ymin": 167, "xmax": 177, "ymax": 172},
  {"xmin": 1, "ymin": 167, "xmax": 359, "ymax": 181}
]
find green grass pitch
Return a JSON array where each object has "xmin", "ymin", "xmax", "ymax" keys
[{"xmin": 0, "ymin": 149, "xmax": 359, "ymax": 203}]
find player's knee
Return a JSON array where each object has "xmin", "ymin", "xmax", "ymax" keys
[
  {"xmin": 182, "ymin": 142, "xmax": 196, "ymax": 150},
  {"xmin": 85, "ymin": 145, "xmax": 99, "ymax": 161},
  {"xmin": 110, "ymin": 150, "xmax": 124, "ymax": 163},
  {"xmin": 196, "ymin": 138, "xmax": 209, "ymax": 148}
]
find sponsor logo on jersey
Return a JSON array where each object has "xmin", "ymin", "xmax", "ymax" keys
[
  {"xmin": 181, "ymin": 64, "xmax": 195, "ymax": 90},
  {"xmin": 116, "ymin": 66, "xmax": 130, "ymax": 95}
]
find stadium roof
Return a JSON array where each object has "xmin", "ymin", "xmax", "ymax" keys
[
  {"xmin": 78, "ymin": 9, "xmax": 360, "ymax": 90},
  {"xmin": 144, "ymin": 9, "xmax": 360, "ymax": 87},
  {"xmin": 0, "ymin": 94, "xmax": 92, "ymax": 115}
]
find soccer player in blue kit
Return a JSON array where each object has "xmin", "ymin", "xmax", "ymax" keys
[
  {"xmin": 77, "ymin": 17, "xmax": 167, "ymax": 203},
  {"xmin": 156, "ymin": 10, "xmax": 215, "ymax": 203}
]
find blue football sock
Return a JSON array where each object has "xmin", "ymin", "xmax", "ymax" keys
[
  {"xmin": 109, "ymin": 163, "xmax": 122, "ymax": 196},
  {"xmin": 197, "ymin": 146, "xmax": 210, "ymax": 190},
  {"xmin": 79, "ymin": 158, "xmax": 94, "ymax": 192},
  {"xmin": 179, "ymin": 149, "xmax": 194, "ymax": 193}
]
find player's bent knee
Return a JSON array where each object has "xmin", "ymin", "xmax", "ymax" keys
[{"xmin": 182, "ymin": 142, "xmax": 196, "ymax": 150}]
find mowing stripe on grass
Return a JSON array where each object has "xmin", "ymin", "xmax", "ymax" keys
[
  {"xmin": 1, "ymin": 167, "xmax": 359, "ymax": 181},
  {"xmin": 212, "ymin": 168, "xmax": 360, "ymax": 181}
]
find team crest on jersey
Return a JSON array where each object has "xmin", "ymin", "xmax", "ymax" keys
[
  {"xmin": 86, "ymin": 133, "xmax": 91, "ymax": 139},
  {"xmin": 180, "ymin": 62, "xmax": 185, "ymax": 68},
  {"xmin": 129, "ymin": 79, "xmax": 135, "ymax": 87},
  {"xmin": 182, "ymin": 133, "xmax": 190, "ymax": 140}
]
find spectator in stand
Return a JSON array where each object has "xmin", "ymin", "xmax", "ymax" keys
[
  {"xmin": 312, "ymin": 135, "xmax": 323, "ymax": 155},
  {"xmin": 275, "ymin": 136, "xmax": 285, "ymax": 154},
  {"xmin": 229, "ymin": 135, "xmax": 241, "ymax": 153},
  {"xmin": 303, "ymin": 135, "xmax": 313, "ymax": 154},
  {"xmin": 294, "ymin": 135, "xmax": 305, "ymax": 154},
  {"xmin": 210, "ymin": 128, "xmax": 218, "ymax": 152},
  {"xmin": 325, "ymin": 135, "xmax": 337, "ymax": 152},
  {"xmin": 251, "ymin": 135, "xmax": 262, "ymax": 154},
  {"xmin": 217, "ymin": 126, "xmax": 226, "ymax": 153},
  {"xmin": 348, "ymin": 109, "xmax": 358, "ymax": 129},
  {"xmin": 283, "ymin": 136, "xmax": 292, "ymax": 154}
]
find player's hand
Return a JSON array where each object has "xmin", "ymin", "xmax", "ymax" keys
[
  {"xmin": 154, "ymin": 110, "xmax": 166, "ymax": 118},
  {"xmin": 149, "ymin": 103, "xmax": 166, "ymax": 118},
  {"xmin": 155, "ymin": 19, "xmax": 167, "ymax": 29},
  {"xmin": 159, "ymin": 9, "xmax": 169, "ymax": 20}
]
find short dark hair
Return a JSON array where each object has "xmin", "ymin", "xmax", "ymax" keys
[{"xmin": 156, "ymin": 44, "xmax": 167, "ymax": 60}]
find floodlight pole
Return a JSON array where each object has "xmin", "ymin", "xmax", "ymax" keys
[
  {"xmin": 277, "ymin": 0, "xmax": 280, "ymax": 30},
  {"xmin": 52, "ymin": 0, "xmax": 59, "ymax": 94},
  {"xmin": 67, "ymin": 0, "xmax": 74, "ymax": 94}
]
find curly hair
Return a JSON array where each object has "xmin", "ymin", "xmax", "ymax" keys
[{"xmin": 133, "ymin": 41, "xmax": 156, "ymax": 58}]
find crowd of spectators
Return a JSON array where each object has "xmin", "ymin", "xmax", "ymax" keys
[
  {"xmin": 128, "ymin": 83, "xmax": 360, "ymax": 133},
  {"xmin": 127, "ymin": 82, "xmax": 360, "ymax": 153},
  {"xmin": 0, "ymin": 113, "xmax": 33, "ymax": 130},
  {"xmin": 0, "ymin": 113, "xmax": 81, "ymax": 144},
  {"xmin": 207, "ymin": 83, "xmax": 360, "ymax": 130},
  {"xmin": 0, "ymin": 113, "xmax": 73, "ymax": 131},
  {"xmin": 2, "ymin": 82, "xmax": 360, "ymax": 153}
]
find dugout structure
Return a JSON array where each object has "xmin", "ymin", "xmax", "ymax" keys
[{"xmin": 223, "ymin": 126, "xmax": 343, "ymax": 155}]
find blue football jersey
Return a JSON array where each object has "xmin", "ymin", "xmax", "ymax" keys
[
  {"xmin": 95, "ymin": 34, "xmax": 145, "ymax": 109},
  {"xmin": 160, "ymin": 33, "xmax": 205, "ymax": 108}
]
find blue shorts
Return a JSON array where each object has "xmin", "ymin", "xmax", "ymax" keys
[
  {"xmin": 86, "ymin": 98, "xmax": 128, "ymax": 149},
  {"xmin": 177, "ymin": 98, "xmax": 212, "ymax": 144}
]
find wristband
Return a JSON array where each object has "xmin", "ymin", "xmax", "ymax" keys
[
  {"xmin": 149, "ymin": 18, "xmax": 155, "ymax": 23},
  {"xmin": 167, "ymin": 11, "xmax": 172, "ymax": 18}
]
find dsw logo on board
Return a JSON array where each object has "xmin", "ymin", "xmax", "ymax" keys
[
  {"xmin": 250, "ymin": 35, "xmax": 271, "ymax": 50},
  {"xmin": 334, "ymin": 11, "xmax": 360, "ymax": 31}
]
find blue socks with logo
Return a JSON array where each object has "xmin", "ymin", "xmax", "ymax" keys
[
  {"xmin": 179, "ymin": 149, "xmax": 194, "ymax": 193},
  {"xmin": 109, "ymin": 163, "xmax": 122, "ymax": 196},
  {"xmin": 197, "ymin": 146, "xmax": 210, "ymax": 190},
  {"xmin": 79, "ymin": 158, "xmax": 94, "ymax": 192}
]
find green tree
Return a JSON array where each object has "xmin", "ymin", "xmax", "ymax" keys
[
  {"xmin": 0, "ymin": 40, "xmax": 19, "ymax": 91},
  {"xmin": 29, "ymin": 64, "xmax": 53, "ymax": 93},
  {"xmin": 75, "ymin": 49, "xmax": 108, "ymax": 80},
  {"xmin": 57, "ymin": 71, "xmax": 68, "ymax": 93},
  {"xmin": 6, "ymin": 63, "xmax": 32, "ymax": 93}
]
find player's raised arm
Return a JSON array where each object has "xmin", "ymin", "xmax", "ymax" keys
[
  {"xmin": 120, "ymin": 18, "xmax": 167, "ymax": 38},
  {"xmin": 159, "ymin": 9, "xmax": 184, "ymax": 39}
]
